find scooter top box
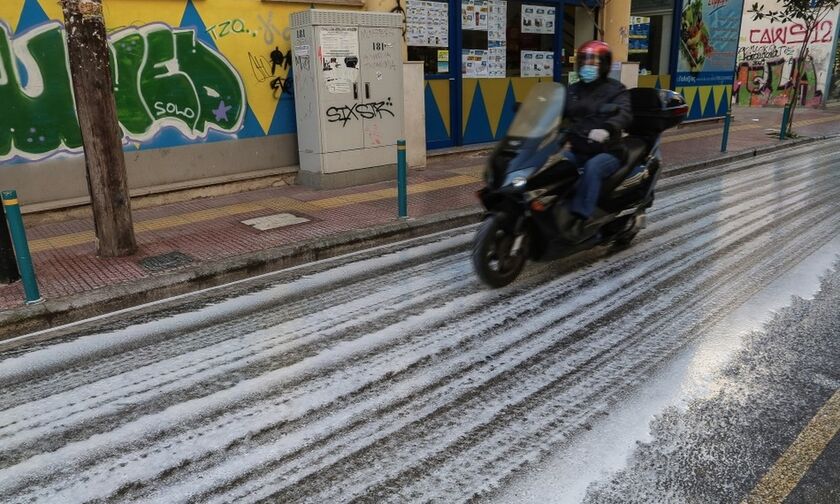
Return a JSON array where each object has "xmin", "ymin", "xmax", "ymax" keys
[{"xmin": 627, "ymin": 88, "xmax": 688, "ymax": 135}]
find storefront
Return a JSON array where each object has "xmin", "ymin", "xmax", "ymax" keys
[
  {"xmin": 830, "ymin": 39, "xmax": 840, "ymax": 102},
  {"xmin": 409, "ymin": 0, "xmax": 748, "ymax": 148},
  {"xmin": 407, "ymin": 0, "xmax": 593, "ymax": 148},
  {"xmin": 628, "ymin": 0, "xmax": 674, "ymax": 90}
]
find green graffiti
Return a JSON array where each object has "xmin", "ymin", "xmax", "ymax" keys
[
  {"xmin": 0, "ymin": 23, "xmax": 82, "ymax": 159},
  {"xmin": 0, "ymin": 22, "xmax": 245, "ymax": 162}
]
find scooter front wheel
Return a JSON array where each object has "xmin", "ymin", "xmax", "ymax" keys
[{"xmin": 472, "ymin": 215, "xmax": 528, "ymax": 288}]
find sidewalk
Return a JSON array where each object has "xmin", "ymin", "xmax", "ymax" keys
[{"xmin": 2, "ymin": 104, "xmax": 840, "ymax": 335}]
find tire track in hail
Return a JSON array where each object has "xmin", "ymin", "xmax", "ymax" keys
[
  {"xmin": 0, "ymin": 144, "xmax": 836, "ymax": 502},
  {"xmin": 118, "ymin": 172, "xmax": 840, "ymax": 500},
  {"xmin": 292, "ymin": 187, "xmax": 840, "ymax": 504},
  {"xmin": 8, "ymin": 159, "xmax": 828, "ymax": 466}
]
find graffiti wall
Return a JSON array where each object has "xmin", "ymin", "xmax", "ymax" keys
[
  {"xmin": 0, "ymin": 0, "xmax": 318, "ymax": 165},
  {"xmin": 735, "ymin": 1, "xmax": 840, "ymax": 107}
]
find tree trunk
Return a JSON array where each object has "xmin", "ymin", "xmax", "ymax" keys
[
  {"xmin": 784, "ymin": 42, "xmax": 810, "ymax": 138},
  {"xmin": 62, "ymin": 0, "xmax": 137, "ymax": 257}
]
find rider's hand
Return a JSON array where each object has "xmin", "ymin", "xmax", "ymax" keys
[{"xmin": 588, "ymin": 129, "xmax": 610, "ymax": 143}]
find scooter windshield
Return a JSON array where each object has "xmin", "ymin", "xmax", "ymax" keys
[{"xmin": 506, "ymin": 82, "xmax": 565, "ymax": 139}]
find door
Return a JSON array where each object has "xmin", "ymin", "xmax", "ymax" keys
[
  {"xmin": 406, "ymin": 0, "xmax": 456, "ymax": 149},
  {"xmin": 359, "ymin": 27, "xmax": 405, "ymax": 148},
  {"xmin": 315, "ymin": 26, "xmax": 364, "ymax": 153}
]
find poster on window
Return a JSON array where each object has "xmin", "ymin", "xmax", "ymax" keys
[
  {"xmin": 675, "ymin": 0, "xmax": 745, "ymax": 86},
  {"xmin": 521, "ymin": 5, "xmax": 555, "ymax": 34},
  {"xmin": 463, "ymin": 49, "xmax": 489, "ymax": 77},
  {"xmin": 462, "ymin": 0, "xmax": 489, "ymax": 31},
  {"xmin": 487, "ymin": 0, "xmax": 507, "ymax": 77},
  {"xmin": 407, "ymin": 1, "xmax": 449, "ymax": 47},
  {"xmin": 521, "ymin": 50, "xmax": 553, "ymax": 77}
]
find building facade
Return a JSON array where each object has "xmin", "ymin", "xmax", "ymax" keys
[{"xmin": 4, "ymin": 0, "xmax": 836, "ymax": 210}]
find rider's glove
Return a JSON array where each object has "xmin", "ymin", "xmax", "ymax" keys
[{"xmin": 588, "ymin": 128, "xmax": 611, "ymax": 143}]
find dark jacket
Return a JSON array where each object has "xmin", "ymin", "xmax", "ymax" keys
[{"xmin": 564, "ymin": 77, "xmax": 632, "ymax": 156}]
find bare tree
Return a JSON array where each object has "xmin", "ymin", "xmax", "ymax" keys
[
  {"xmin": 749, "ymin": 0, "xmax": 840, "ymax": 137},
  {"xmin": 61, "ymin": 0, "xmax": 137, "ymax": 256}
]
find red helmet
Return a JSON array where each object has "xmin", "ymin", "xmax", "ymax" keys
[{"xmin": 576, "ymin": 40, "xmax": 612, "ymax": 80}]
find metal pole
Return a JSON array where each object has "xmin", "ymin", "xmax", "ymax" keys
[
  {"xmin": 1, "ymin": 190, "xmax": 43, "ymax": 304},
  {"xmin": 397, "ymin": 139, "xmax": 408, "ymax": 218},
  {"xmin": 720, "ymin": 107, "xmax": 732, "ymax": 152},
  {"xmin": 780, "ymin": 103, "xmax": 791, "ymax": 140},
  {"xmin": 0, "ymin": 201, "xmax": 20, "ymax": 284}
]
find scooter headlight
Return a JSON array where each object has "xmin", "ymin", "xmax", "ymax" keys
[{"xmin": 502, "ymin": 167, "xmax": 534, "ymax": 189}]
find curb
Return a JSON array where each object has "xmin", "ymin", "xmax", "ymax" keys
[
  {"xmin": 0, "ymin": 207, "xmax": 483, "ymax": 340},
  {"xmin": 1, "ymin": 135, "xmax": 837, "ymax": 339},
  {"xmin": 662, "ymin": 135, "xmax": 827, "ymax": 178}
]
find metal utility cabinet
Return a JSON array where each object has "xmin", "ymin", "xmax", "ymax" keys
[{"xmin": 291, "ymin": 10, "xmax": 405, "ymax": 188}]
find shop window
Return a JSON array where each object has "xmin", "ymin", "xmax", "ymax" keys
[
  {"xmin": 461, "ymin": 0, "xmax": 508, "ymax": 78},
  {"xmin": 506, "ymin": 1, "xmax": 556, "ymax": 78},
  {"xmin": 406, "ymin": 0, "xmax": 451, "ymax": 75}
]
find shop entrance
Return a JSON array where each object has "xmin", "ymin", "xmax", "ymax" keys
[{"xmin": 408, "ymin": 0, "xmax": 589, "ymax": 148}]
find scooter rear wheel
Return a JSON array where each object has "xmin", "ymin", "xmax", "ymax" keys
[{"xmin": 472, "ymin": 215, "xmax": 528, "ymax": 288}]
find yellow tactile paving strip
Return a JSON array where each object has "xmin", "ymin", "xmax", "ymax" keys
[
  {"xmin": 28, "ymin": 175, "xmax": 482, "ymax": 253},
  {"xmin": 741, "ymin": 388, "xmax": 840, "ymax": 504},
  {"xmin": 24, "ymin": 113, "xmax": 840, "ymax": 255}
]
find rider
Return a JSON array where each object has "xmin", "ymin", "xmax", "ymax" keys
[{"xmin": 561, "ymin": 40, "xmax": 632, "ymax": 241}]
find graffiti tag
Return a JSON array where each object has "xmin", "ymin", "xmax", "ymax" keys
[
  {"xmin": 0, "ymin": 22, "xmax": 246, "ymax": 162},
  {"xmin": 257, "ymin": 12, "xmax": 289, "ymax": 46},
  {"xmin": 735, "ymin": 56, "xmax": 823, "ymax": 106},
  {"xmin": 207, "ymin": 19, "xmax": 255, "ymax": 40},
  {"xmin": 325, "ymin": 99, "xmax": 395, "ymax": 127},
  {"xmin": 748, "ymin": 20, "xmax": 834, "ymax": 45},
  {"xmin": 249, "ymin": 52, "xmax": 272, "ymax": 82},
  {"xmin": 737, "ymin": 44, "xmax": 787, "ymax": 62}
]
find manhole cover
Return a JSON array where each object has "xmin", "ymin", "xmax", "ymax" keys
[
  {"xmin": 241, "ymin": 213, "xmax": 311, "ymax": 231},
  {"xmin": 139, "ymin": 251, "xmax": 194, "ymax": 271}
]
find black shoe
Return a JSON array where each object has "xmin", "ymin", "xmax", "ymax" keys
[{"xmin": 566, "ymin": 216, "xmax": 598, "ymax": 243}]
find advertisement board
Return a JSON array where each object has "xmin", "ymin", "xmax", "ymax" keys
[{"xmin": 675, "ymin": 0, "xmax": 746, "ymax": 86}]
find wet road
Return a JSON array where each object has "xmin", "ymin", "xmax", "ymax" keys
[{"xmin": 1, "ymin": 140, "xmax": 839, "ymax": 503}]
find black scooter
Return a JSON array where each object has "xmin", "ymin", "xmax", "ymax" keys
[{"xmin": 472, "ymin": 82, "xmax": 688, "ymax": 287}]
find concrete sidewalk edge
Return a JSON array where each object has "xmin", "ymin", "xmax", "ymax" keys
[
  {"xmin": 0, "ymin": 207, "xmax": 483, "ymax": 340},
  {"xmin": 0, "ymin": 135, "xmax": 834, "ymax": 339}
]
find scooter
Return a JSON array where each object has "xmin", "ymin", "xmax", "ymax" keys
[{"xmin": 472, "ymin": 82, "xmax": 688, "ymax": 288}]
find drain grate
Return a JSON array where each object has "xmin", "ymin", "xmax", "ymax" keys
[{"xmin": 139, "ymin": 251, "xmax": 194, "ymax": 272}]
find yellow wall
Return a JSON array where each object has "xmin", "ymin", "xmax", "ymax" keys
[{"xmin": 0, "ymin": 0, "xmax": 362, "ymax": 163}]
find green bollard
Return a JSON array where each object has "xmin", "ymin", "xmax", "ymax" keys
[
  {"xmin": 0, "ymin": 201, "xmax": 20, "ymax": 284},
  {"xmin": 1, "ymin": 190, "xmax": 43, "ymax": 305},
  {"xmin": 720, "ymin": 110, "xmax": 732, "ymax": 152},
  {"xmin": 779, "ymin": 104, "xmax": 791, "ymax": 140},
  {"xmin": 397, "ymin": 139, "xmax": 407, "ymax": 219}
]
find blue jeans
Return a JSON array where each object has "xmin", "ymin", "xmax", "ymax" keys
[{"xmin": 563, "ymin": 151, "xmax": 621, "ymax": 219}]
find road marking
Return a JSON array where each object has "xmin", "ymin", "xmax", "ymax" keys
[{"xmin": 741, "ymin": 388, "xmax": 840, "ymax": 504}]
